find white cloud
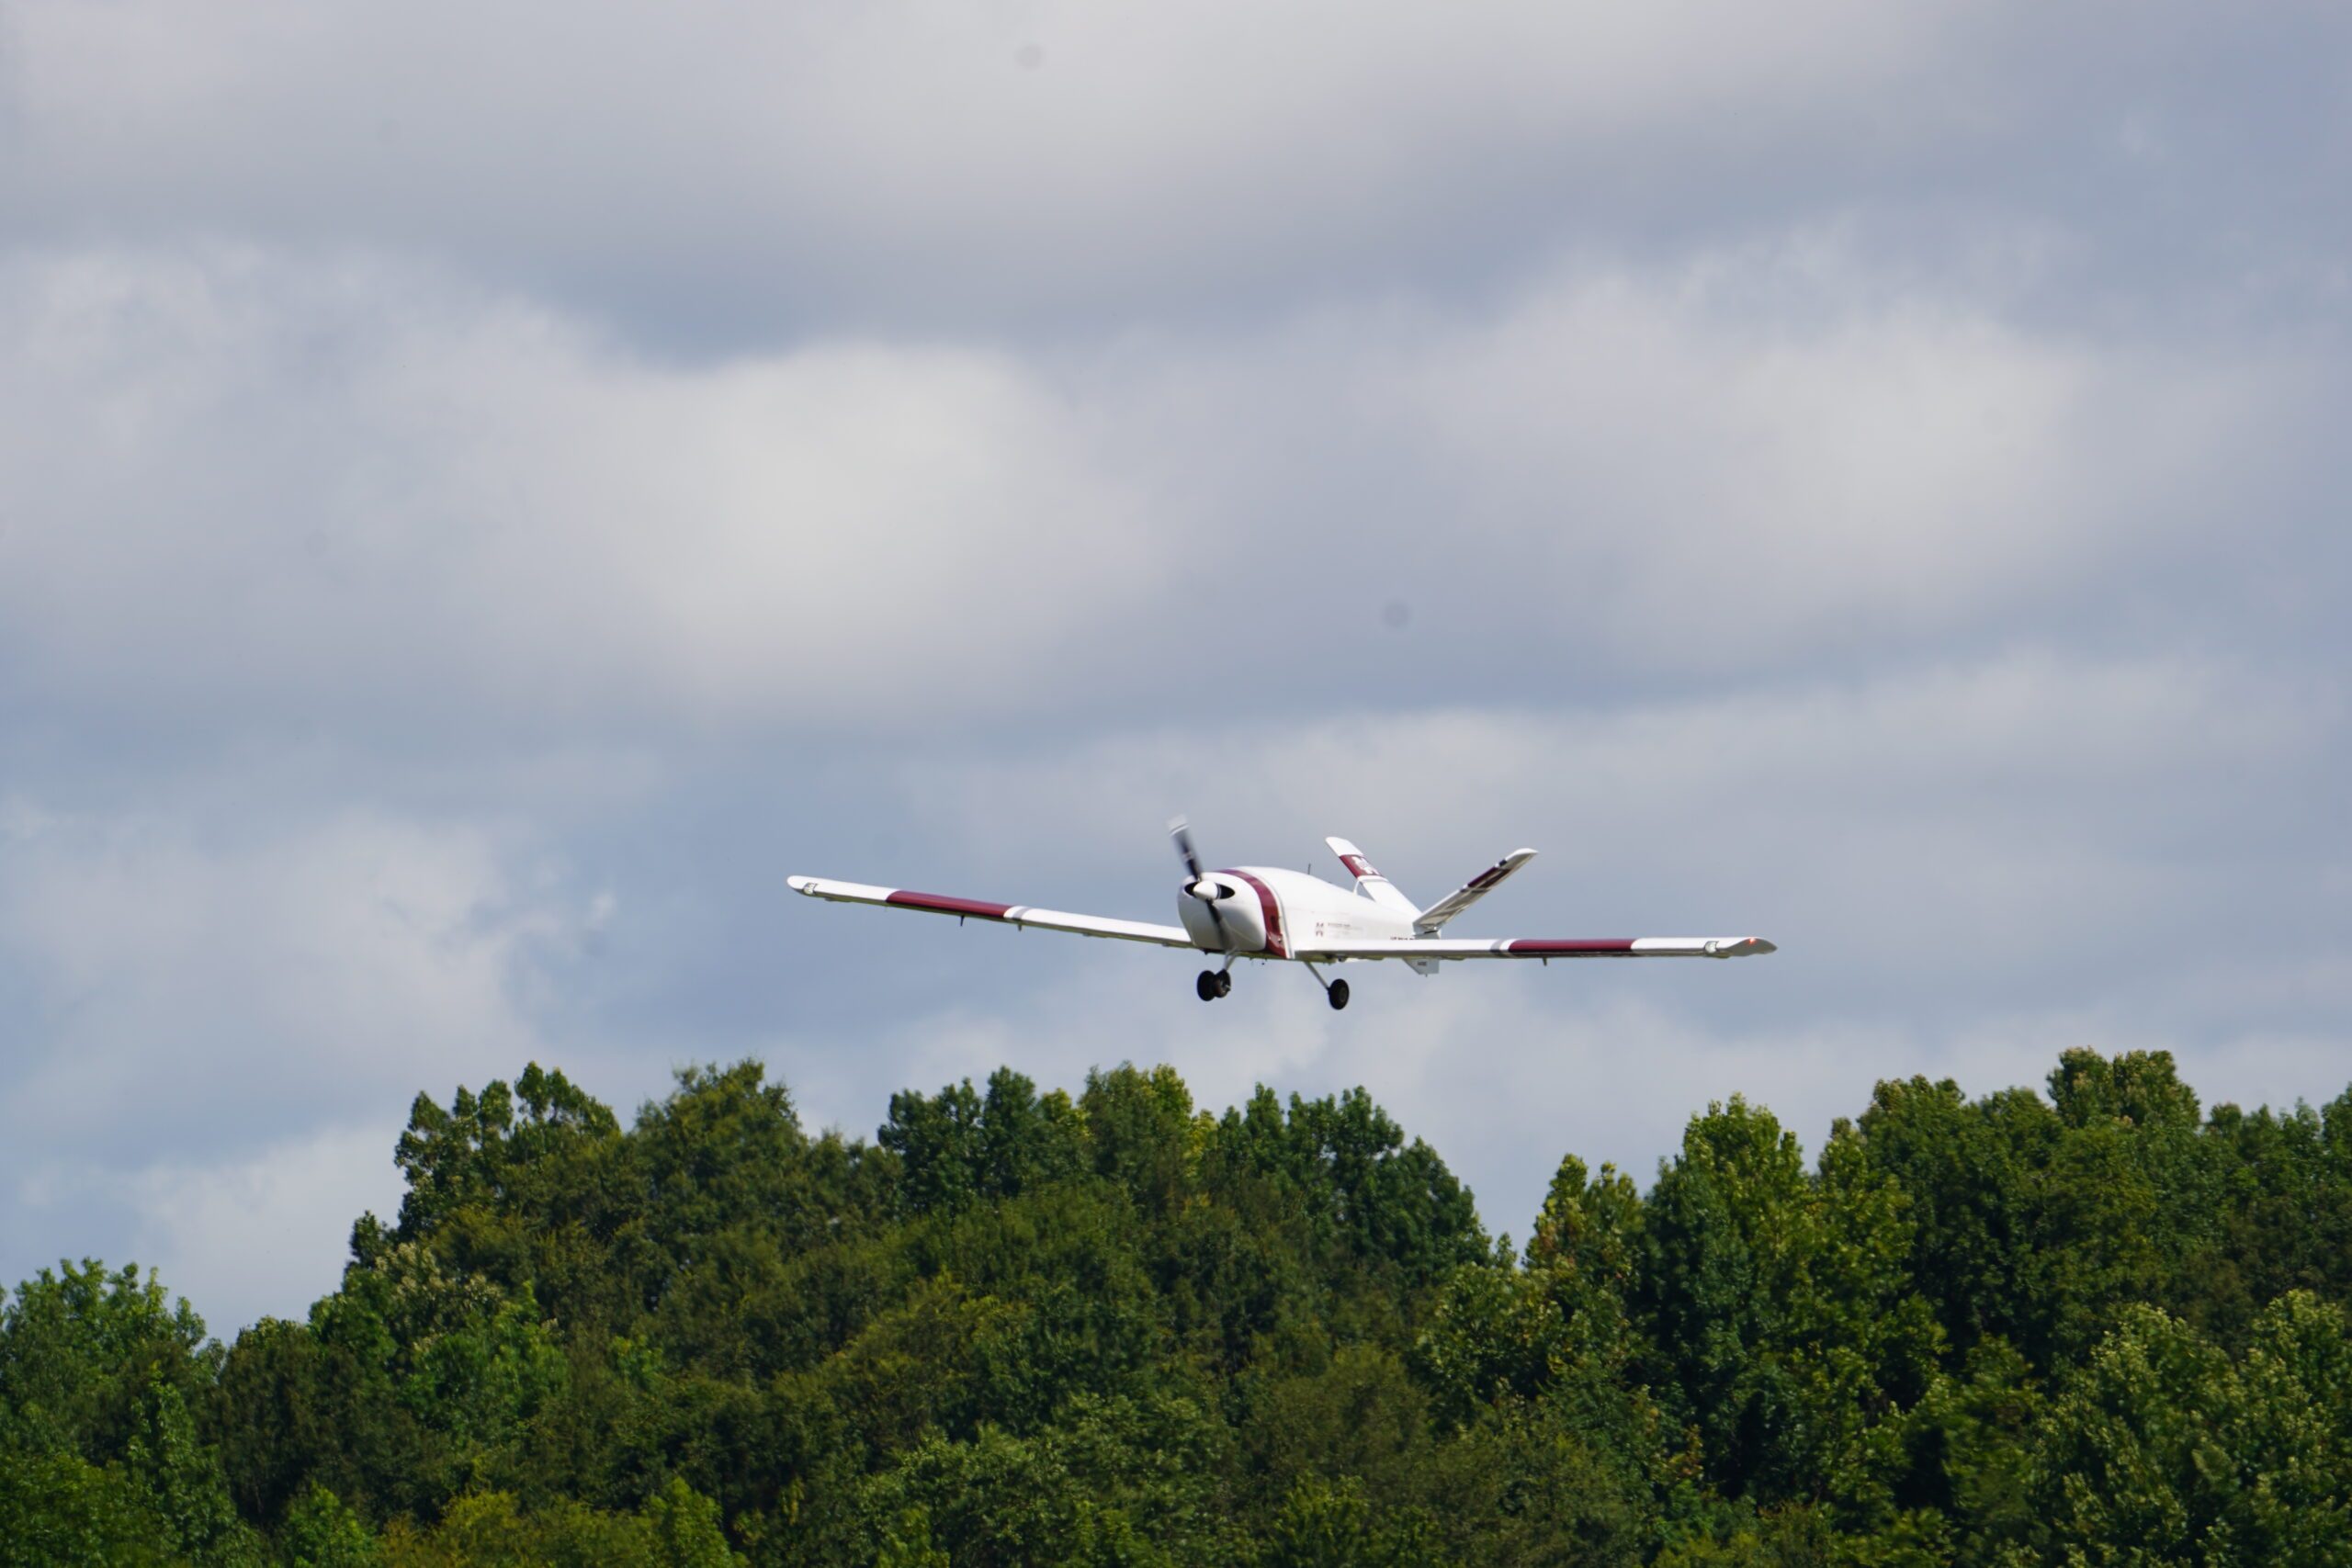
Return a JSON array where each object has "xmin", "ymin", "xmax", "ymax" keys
[
  {"xmin": 121, "ymin": 1119, "xmax": 407, "ymax": 1335},
  {"xmin": 1383, "ymin": 264, "xmax": 2272, "ymax": 661},
  {"xmin": 0, "ymin": 804, "xmax": 592, "ymax": 1158},
  {"xmin": 887, "ymin": 646, "xmax": 2326, "ymax": 891},
  {"xmin": 1095, "ymin": 238, "xmax": 2300, "ymax": 680},
  {"xmin": 0, "ymin": 243, "xmax": 2311, "ymax": 745},
  {"xmin": 3, "ymin": 1, "xmax": 1962, "ymax": 321},
  {"xmin": 0, "ymin": 247, "xmax": 1169, "ymax": 732}
]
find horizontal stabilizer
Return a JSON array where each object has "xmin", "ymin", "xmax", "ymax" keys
[{"xmin": 1414, "ymin": 848, "xmax": 1537, "ymax": 933}]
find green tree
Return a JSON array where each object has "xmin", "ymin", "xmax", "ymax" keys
[
  {"xmin": 124, "ymin": 1376, "xmax": 261, "ymax": 1565},
  {"xmin": 879, "ymin": 1068, "xmax": 1090, "ymax": 1219},
  {"xmin": 278, "ymin": 1483, "xmax": 379, "ymax": 1567},
  {"xmin": 854, "ymin": 1424, "xmax": 1169, "ymax": 1568},
  {"xmin": 1256, "ymin": 1475, "xmax": 1430, "ymax": 1568},
  {"xmin": 1639, "ymin": 1100, "xmax": 1938, "ymax": 1512},
  {"xmin": 0, "ymin": 1449, "xmax": 173, "ymax": 1568},
  {"xmin": 2022, "ymin": 1292, "xmax": 2352, "ymax": 1566},
  {"xmin": 20, "ymin": 1050, "xmax": 2352, "ymax": 1566},
  {"xmin": 2176, "ymin": 1095, "xmax": 2352, "ymax": 1346},
  {"xmin": 0, "ymin": 1260, "xmax": 212, "ymax": 1462},
  {"xmin": 1852, "ymin": 1078, "xmax": 2057, "ymax": 1360}
]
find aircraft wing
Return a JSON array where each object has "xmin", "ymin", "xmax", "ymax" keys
[
  {"xmin": 1304, "ymin": 935, "xmax": 1777, "ymax": 961},
  {"xmin": 787, "ymin": 875, "xmax": 1201, "ymax": 950}
]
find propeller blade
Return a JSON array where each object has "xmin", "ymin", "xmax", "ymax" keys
[
  {"xmin": 1169, "ymin": 818, "xmax": 1204, "ymax": 882},
  {"xmin": 1170, "ymin": 817, "xmax": 1229, "ymax": 950}
]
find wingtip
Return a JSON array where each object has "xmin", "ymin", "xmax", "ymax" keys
[{"xmin": 1705, "ymin": 935, "xmax": 1777, "ymax": 957}]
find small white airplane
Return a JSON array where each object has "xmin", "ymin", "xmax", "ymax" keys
[{"xmin": 789, "ymin": 821, "xmax": 1773, "ymax": 1010}]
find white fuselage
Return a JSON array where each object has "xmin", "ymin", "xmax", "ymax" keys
[{"xmin": 1174, "ymin": 866, "xmax": 1415, "ymax": 960}]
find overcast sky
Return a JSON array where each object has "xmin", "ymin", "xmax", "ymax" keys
[{"xmin": 4, "ymin": 1, "xmax": 2348, "ymax": 1334}]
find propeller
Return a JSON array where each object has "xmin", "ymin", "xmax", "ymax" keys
[{"xmin": 1170, "ymin": 817, "xmax": 1235, "ymax": 949}]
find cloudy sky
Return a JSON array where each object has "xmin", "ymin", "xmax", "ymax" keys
[{"xmin": 4, "ymin": 1, "xmax": 2347, "ymax": 1334}]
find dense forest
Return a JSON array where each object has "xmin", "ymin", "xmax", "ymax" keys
[{"xmin": 6, "ymin": 1048, "xmax": 2352, "ymax": 1566}]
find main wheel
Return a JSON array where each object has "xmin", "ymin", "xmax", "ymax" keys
[
  {"xmin": 1328, "ymin": 978, "xmax": 1350, "ymax": 1010},
  {"xmin": 1216, "ymin": 970, "xmax": 1233, "ymax": 998},
  {"xmin": 1197, "ymin": 969, "xmax": 1221, "ymax": 1001}
]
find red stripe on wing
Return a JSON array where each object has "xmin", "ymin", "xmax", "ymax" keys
[
  {"xmin": 1504, "ymin": 939, "xmax": 1637, "ymax": 955},
  {"xmin": 887, "ymin": 890, "xmax": 1015, "ymax": 920}
]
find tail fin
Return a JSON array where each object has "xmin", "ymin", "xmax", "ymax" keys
[
  {"xmin": 1324, "ymin": 837, "xmax": 1419, "ymax": 919},
  {"xmin": 1413, "ymin": 848, "xmax": 1538, "ymax": 933}
]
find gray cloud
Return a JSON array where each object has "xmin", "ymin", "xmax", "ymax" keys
[
  {"xmin": 0, "ymin": 249, "xmax": 1174, "ymax": 738},
  {"xmin": 6, "ymin": 4, "xmax": 2346, "ymax": 340},
  {"xmin": 0, "ymin": 804, "xmax": 591, "ymax": 1158},
  {"xmin": 3, "ymin": 243, "xmax": 2330, "ymax": 746},
  {"xmin": 0, "ymin": 2, "xmax": 1948, "ymax": 329}
]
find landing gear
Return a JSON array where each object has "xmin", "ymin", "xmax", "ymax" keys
[
  {"xmin": 1196, "ymin": 968, "xmax": 1235, "ymax": 1001},
  {"xmin": 1303, "ymin": 962, "xmax": 1351, "ymax": 1010}
]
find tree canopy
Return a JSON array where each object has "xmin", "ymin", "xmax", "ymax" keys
[{"xmin": 7, "ymin": 1047, "xmax": 2352, "ymax": 1565}]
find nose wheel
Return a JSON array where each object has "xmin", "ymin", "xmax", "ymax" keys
[{"xmin": 1196, "ymin": 968, "xmax": 1234, "ymax": 1001}]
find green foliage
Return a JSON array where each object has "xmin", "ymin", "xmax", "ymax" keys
[
  {"xmin": 0, "ymin": 1448, "xmax": 175, "ymax": 1568},
  {"xmin": 11, "ymin": 1050, "xmax": 2352, "ymax": 1564},
  {"xmin": 879, "ymin": 1068, "xmax": 1087, "ymax": 1216},
  {"xmin": 375, "ymin": 1480, "xmax": 741, "ymax": 1567},
  {"xmin": 0, "ymin": 1259, "xmax": 212, "ymax": 1461},
  {"xmin": 850, "ymin": 1413, "xmax": 1212, "ymax": 1567},
  {"xmin": 0, "ymin": 1260, "xmax": 259, "ymax": 1565},
  {"xmin": 1883, "ymin": 1338, "xmax": 2041, "ymax": 1565},
  {"xmin": 1257, "ymin": 1475, "xmax": 1431, "ymax": 1568},
  {"xmin": 1638, "ymin": 1098, "xmax": 1939, "ymax": 1510},
  {"xmin": 125, "ymin": 1376, "xmax": 264, "ymax": 1565},
  {"xmin": 2018, "ymin": 1292, "xmax": 2352, "ymax": 1566},
  {"xmin": 279, "ymin": 1483, "xmax": 379, "ymax": 1567}
]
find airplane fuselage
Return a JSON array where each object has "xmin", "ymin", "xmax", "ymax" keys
[{"xmin": 1175, "ymin": 867, "xmax": 1413, "ymax": 959}]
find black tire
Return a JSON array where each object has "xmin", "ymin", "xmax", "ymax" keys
[
  {"xmin": 1197, "ymin": 970, "xmax": 1220, "ymax": 1001},
  {"xmin": 1328, "ymin": 978, "xmax": 1350, "ymax": 1010},
  {"xmin": 1216, "ymin": 970, "xmax": 1234, "ymax": 998}
]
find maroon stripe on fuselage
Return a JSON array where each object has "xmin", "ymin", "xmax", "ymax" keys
[
  {"xmin": 887, "ymin": 890, "xmax": 1015, "ymax": 920},
  {"xmin": 1224, "ymin": 870, "xmax": 1288, "ymax": 958},
  {"xmin": 1504, "ymin": 939, "xmax": 1637, "ymax": 955}
]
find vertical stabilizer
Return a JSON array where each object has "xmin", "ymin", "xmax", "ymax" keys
[{"xmin": 1324, "ymin": 837, "xmax": 1420, "ymax": 919}]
